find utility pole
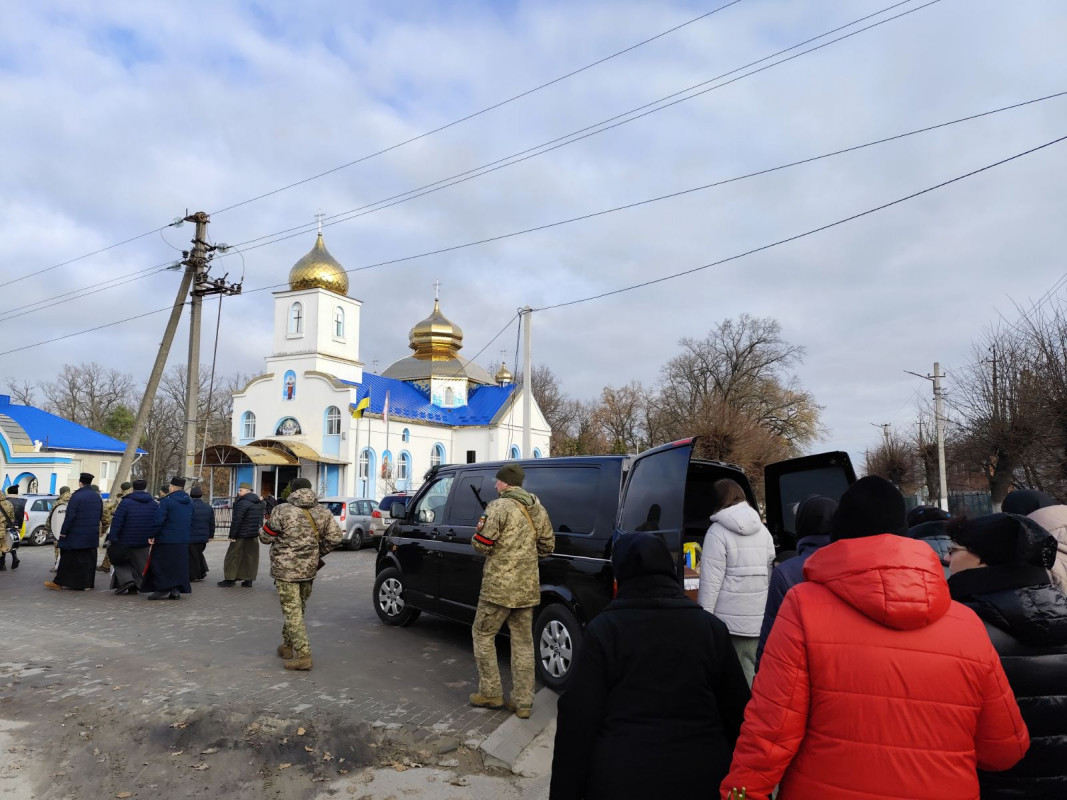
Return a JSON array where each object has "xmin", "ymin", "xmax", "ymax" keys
[
  {"xmin": 521, "ymin": 306, "xmax": 532, "ymax": 458},
  {"xmin": 184, "ymin": 212, "xmax": 209, "ymax": 482},
  {"xmin": 110, "ymin": 211, "xmax": 241, "ymax": 495},
  {"xmin": 905, "ymin": 363, "xmax": 949, "ymax": 512},
  {"xmin": 109, "ymin": 246, "xmax": 195, "ymax": 495},
  {"xmin": 870, "ymin": 422, "xmax": 891, "ymax": 448}
]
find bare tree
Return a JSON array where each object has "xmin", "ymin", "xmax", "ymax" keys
[
  {"xmin": 3, "ymin": 379, "xmax": 36, "ymax": 406},
  {"xmin": 659, "ymin": 315, "xmax": 822, "ymax": 453},
  {"xmin": 40, "ymin": 362, "xmax": 135, "ymax": 431},
  {"xmin": 950, "ymin": 326, "xmax": 1043, "ymax": 508}
]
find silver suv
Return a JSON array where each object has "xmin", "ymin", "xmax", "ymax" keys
[
  {"xmin": 318, "ymin": 497, "xmax": 379, "ymax": 551},
  {"xmin": 22, "ymin": 494, "xmax": 59, "ymax": 546}
]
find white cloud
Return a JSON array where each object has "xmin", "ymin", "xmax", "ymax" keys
[{"xmin": 1, "ymin": 0, "xmax": 1066, "ymax": 468}]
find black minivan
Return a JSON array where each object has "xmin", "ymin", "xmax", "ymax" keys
[{"xmin": 372, "ymin": 438, "xmax": 854, "ymax": 689}]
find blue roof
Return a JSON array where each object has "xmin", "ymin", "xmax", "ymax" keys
[
  {"xmin": 0, "ymin": 396, "xmax": 145, "ymax": 454},
  {"xmin": 343, "ymin": 374, "xmax": 517, "ymax": 426}
]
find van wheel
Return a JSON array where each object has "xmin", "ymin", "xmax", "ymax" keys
[
  {"xmin": 30, "ymin": 526, "xmax": 50, "ymax": 546},
  {"xmin": 374, "ymin": 567, "xmax": 420, "ymax": 626},
  {"xmin": 534, "ymin": 603, "xmax": 582, "ymax": 691},
  {"xmin": 347, "ymin": 530, "xmax": 364, "ymax": 551}
]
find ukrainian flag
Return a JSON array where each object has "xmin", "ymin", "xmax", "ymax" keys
[{"xmin": 350, "ymin": 386, "xmax": 371, "ymax": 419}]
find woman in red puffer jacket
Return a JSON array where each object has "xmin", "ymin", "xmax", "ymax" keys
[{"xmin": 721, "ymin": 476, "xmax": 1029, "ymax": 800}]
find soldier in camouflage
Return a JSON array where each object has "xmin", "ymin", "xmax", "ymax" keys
[
  {"xmin": 0, "ymin": 492, "xmax": 16, "ymax": 569},
  {"xmin": 98, "ymin": 482, "xmax": 132, "ymax": 572},
  {"xmin": 48, "ymin": 486, "xmax": 72, "ymax": 570},
  {"xmin": 259, "ymin": 477, "xmax": 342, "ymax": 671},
  {"xmin": 470, "ymin": 463, "xmax": 554, "ymax": 718}
]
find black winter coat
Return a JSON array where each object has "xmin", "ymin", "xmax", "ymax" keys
[
  {"xmin": 189, "ymin": 499, "xmax": 215, "ymax": 544},
  {"xmin": 550, "ymin": 534, "xmax": 750, "ymax": 800},
  {"xmin": 109, "ymin": 491, "xmax": 158, "ymax": 547},
  {"xmin": 949, "ymin": 565, "xmax": 1067, "ymax": 798},
  {"xmin": 59, "ymin": 486, "xmax": 103, "ymax": 549},
  {"xmin": 229, "ymin": 492, "xmax": 264, "ymax": 539},
  {"xmin": 153, "ymin": 491, "xmax": 192, "ymax": 544}
]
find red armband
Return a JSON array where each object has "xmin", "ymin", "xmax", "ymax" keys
[
  {"xmin": 473, "ymin": 532, "xmax": 495, "ymax": 548},
  {"xmin": 262, "ymin": 522, "xmax": 280, "ymax": 537}
]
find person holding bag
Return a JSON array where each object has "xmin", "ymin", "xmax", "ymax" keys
[{"xmin": 259, "ymin": 478, "xmax": 342, "ymax": 671}]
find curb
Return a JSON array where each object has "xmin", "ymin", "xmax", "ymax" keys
[{"xmin": 479, "ymin": 687, "xmax": 558, "ymax": 772}]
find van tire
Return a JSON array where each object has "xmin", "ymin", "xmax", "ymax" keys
[
  {"xmin": 347, "ymin": 529, "xmax": 364, "ymax": 551},
  {"xmin": 374, "ymin": 567, "xmax": 421, "ymax": 627},
  {"xmin": 534, "ymin": 603, "xmax": 582, "ymax": 691}
]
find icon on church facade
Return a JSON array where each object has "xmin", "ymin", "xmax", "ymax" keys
[
  {"xmin": 275, "ymin": 417, "xmax": 301, "ymax": 436},
  {"xmin": 283, "ymin": 370, "xmax": 297, "ymax": 400}
]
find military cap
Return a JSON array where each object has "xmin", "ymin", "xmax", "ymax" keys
[
  {"xmin": 495, "ymin": 463, "xmax": 525, "ymax": 487},
  {"xmin": 289, "ymin": 477, "xmax": 313, "ymax": 491}
]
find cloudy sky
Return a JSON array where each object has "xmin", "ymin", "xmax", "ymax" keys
[{"xmin": 2, "ymin": 0, "xmax": 1065, "ymax": 465}]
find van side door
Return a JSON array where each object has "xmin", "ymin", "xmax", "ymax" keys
[
  {"xmin": 436, "ymin": 470, "xmax": 496, "ymax": 623},
  {"xmin": 394, "ymin": 474, "xmax": 455, "ymax": 611},
  {"xmin": 614, "ymin": 439, "xmax": 696, "ymax": 581}
]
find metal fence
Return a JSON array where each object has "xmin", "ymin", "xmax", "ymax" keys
[{"xmin": 212, "ymin": 508, "xmax": 233, "ymax": 533}]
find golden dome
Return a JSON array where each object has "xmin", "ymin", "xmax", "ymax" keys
[
  {"xmin": 288, "ymin": 233, "xmax": 349, "ymax": 295},
  {"xmin": 409, "ymin": 299, "xmax": 463, "ymax": 361},
  {"xmin": 495, "ymin": 361, "xmax": 513, "ymax": 385}
]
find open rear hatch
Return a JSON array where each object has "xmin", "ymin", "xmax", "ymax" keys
[{"xmin": 764, "ymin": 451, "xmax": 856, "ymax": 549}]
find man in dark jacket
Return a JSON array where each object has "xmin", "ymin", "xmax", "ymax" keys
[
  {"xmin": 47, "ymin": 473, "xmax": 103, "ymax": 591},
  {"xmin": 143, "ymin": 476, "xmax": 192, "ymax": 600},
  {"xmin": 755, "ymin": 495, "xmax": 837, "ymax": 670},
  {"xmin": 219, "ymin": 482, "xmax": 263, "ymax": 588},
  {"xmin": 551, "ymin": 531, "xmax": 749, "ymax": 800},
  {"xmin": 947, "ymin": 512, "xmax": 1067, "ymax": 798},
  {"xmin": 107, "ymin": 479, "xmax": 158, "ymax": 594},
  {"xmin": 188, "ymin": 485, "xmax": 214, "ymax": 582}
]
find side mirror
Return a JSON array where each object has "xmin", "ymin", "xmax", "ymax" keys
[{"xmin": 389, "ymin": 504, "xmax": 406, "ymax": 520}]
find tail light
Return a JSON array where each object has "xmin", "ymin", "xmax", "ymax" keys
[
  {"xmin": 340, "ymin": 507, "xmax": 346, "ymax": 523},
  {"xmin": 371, "ymin": 510, "xmax": 382, "ymax": 518}
]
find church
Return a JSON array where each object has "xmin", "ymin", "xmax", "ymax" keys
[{"xmin": 200, "ymin": 232, "xmax": 551, "ymax": 500}]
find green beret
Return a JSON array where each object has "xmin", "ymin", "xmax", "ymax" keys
[{"xmin": 289, "ymin": 478, "xmax": 313, "ymax": 492}]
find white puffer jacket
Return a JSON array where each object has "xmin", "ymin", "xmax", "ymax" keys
[{"xmin": 697, "ymin": 501, "xmax": 775, "ymax": 636}]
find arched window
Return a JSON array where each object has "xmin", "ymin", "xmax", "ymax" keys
[
  {"xmin": 431, "ymin": 443, "xmax": 445, "ymax": 467},
  {"xmin": 398, "ymin": 452, "xmax": 411, "ymax": 483},
  {"xmin": 334, "ymin": 307, "xmax": 345, "ymax": 338},
  {"xmin": 509, "ymin": 445, "xmax": 521, "ymax": 460},
  {"xmin": 289, "ymin": 302, "xmax": 303, "ymax": 334},
  {"xmin": 325, "ymin": 406, "xmax": 341, "ymax": 435},
  {"xmin": 444, "ymin": 387, "xmax": 454, "ymax": 406},
  {"xmin": 401, "ymin": 428, "xmax": 410, "ymax": 443},
  {"xmin": 358, "ymin": 449, "xmax": 370, "ymax": 479},
  {"xmin": 241, "ymin": 411, "xmax": 256, "ymax": 439},
  {"xmin": 533, "ymin": 448, "xmax": 543, "ymax": 459}
]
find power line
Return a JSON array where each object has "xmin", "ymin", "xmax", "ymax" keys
[
  {"xmin": 8, "ymin": 89, "xmax": 1065, "ymax": 339},
  {"xmin": 4, "ymin": 0, "xmax": 933, "ymax": 317},
  {"xmin": 8, "ymin": 3, "xmax": 743, "ymax": 288},
  {"xmin": 210, "ymin": 0, "xmax": 747, "ymax": 216},
  {"xmin": 225, "ymin": 90, "xmax": 1064, "ymax": 294},
  {"xmin": 533, "ymin": 134, "xmax": 1067, "ymax": 312},
  {"xmin": 230, "ymin": 0, "xmax": 940, "ymax": 254},
  {"xmin": 0, "ymin": 304, "xmax": 182, "ymax": 357},
  {"xmin": 6, "ymin": 134, "xmax": 1062, "ymax": 365}
]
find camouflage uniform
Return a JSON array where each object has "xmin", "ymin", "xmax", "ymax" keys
[
  {"xmin": 0, "ymin": 496, "xmax": 15, "ymax": 553},
  {"xmin": 259, "ymin": 487, "xmax": 342, "ymax": 659},
  {"xmin": 97, "ymin": 489, "xmax": 128, "ymax": 571},
  {"xmin": 471, "ymin": 487, "xmax": 554, "ymax": 708},
  {"xmin": 48, "ymin": 489, "xmax": 71, "ymax": 566}
]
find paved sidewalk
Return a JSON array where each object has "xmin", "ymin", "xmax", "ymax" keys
[{"xmin": 0, "ymin": 543, "xmax": 559, "ymax": 799}]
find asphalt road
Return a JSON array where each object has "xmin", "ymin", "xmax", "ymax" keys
[{"xmin": 0, "ymin": 540, "xmax": 522, "ymax": 799}]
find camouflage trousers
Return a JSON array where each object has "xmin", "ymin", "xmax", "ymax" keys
[
  {"xmin": 276, "ymin": 580, "xmax": 314, "ymax": 658},
  {"xmin": 472, "ymin": 600, "xmax": 535, "ymax": 708}
]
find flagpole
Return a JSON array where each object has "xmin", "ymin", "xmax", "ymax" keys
[{"xmin": 352, "ymin": 396, "xmax": 361, "ymax": 497}]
